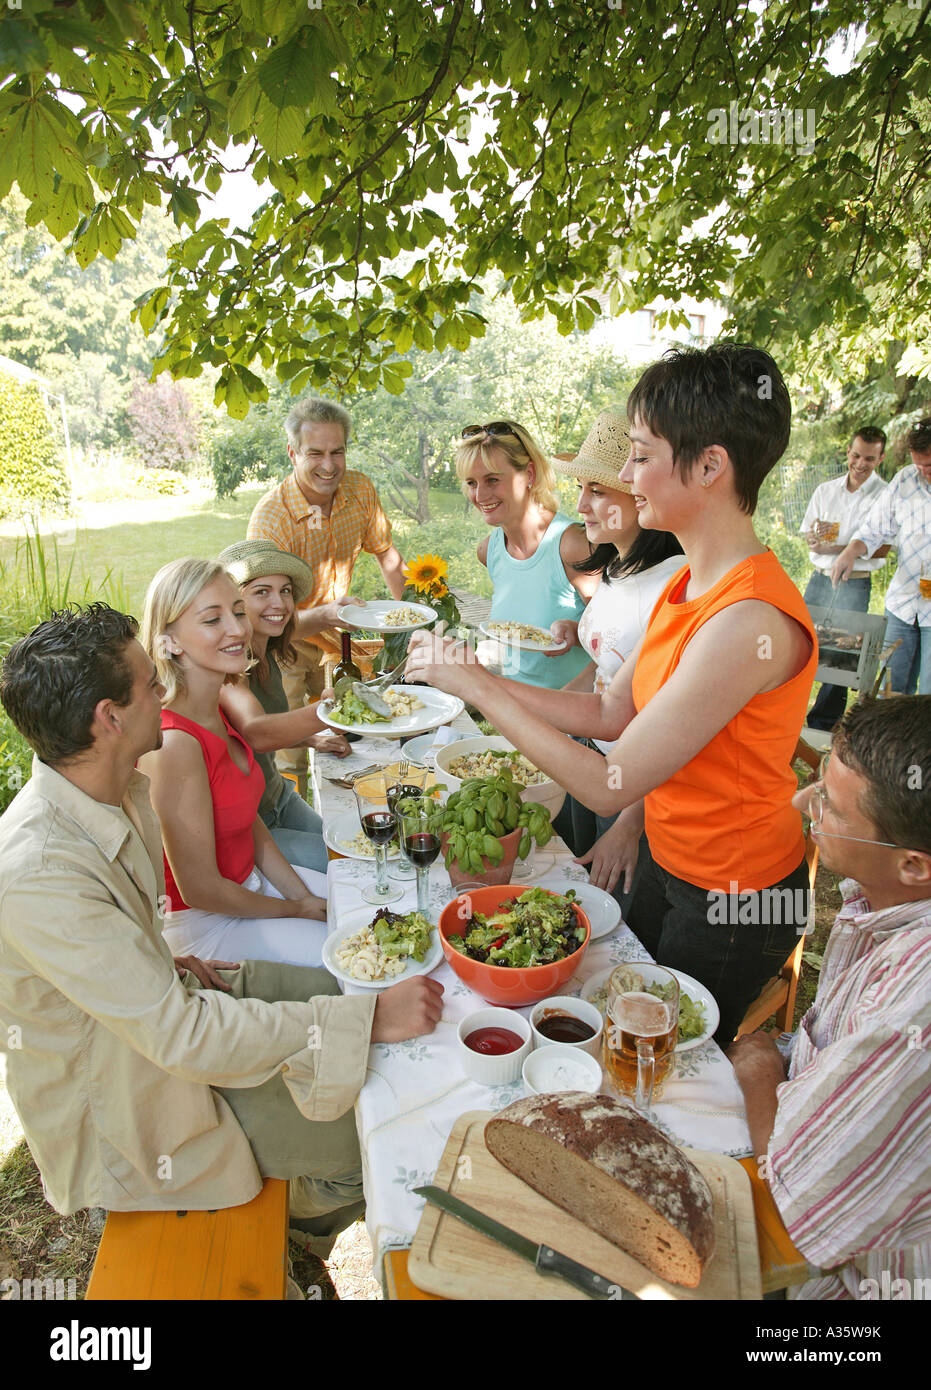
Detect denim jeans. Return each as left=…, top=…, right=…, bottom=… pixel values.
left=803, top=570, right=871, bottom=730
left=883, top=611, right=931, bottom=695
left=261, top=782, right=329, bottom=873
left=624, top=838, right=809, bottom=1046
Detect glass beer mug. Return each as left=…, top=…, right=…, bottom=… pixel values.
left=603, top=963, right=679, bottom=1113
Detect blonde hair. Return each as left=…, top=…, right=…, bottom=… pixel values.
left=141, top=557, right=232, bottom=705
left=454, top=423, right=559, bottom=513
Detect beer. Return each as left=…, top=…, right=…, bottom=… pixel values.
left=603, top=992, right=677, bottom=1099
left=816, top=519, right=840, bottom=543
left=920, top=576, right=931, bottom=600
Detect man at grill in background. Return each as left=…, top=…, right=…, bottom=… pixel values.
left=833, top=417, right=931, bottom=696
left=728, top=695, right=930, bottom=1299
left=799, top=427, right=888, bottom=730
left=247, top=397, right=407, bottom=794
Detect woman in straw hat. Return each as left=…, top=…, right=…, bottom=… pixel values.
left=408, top=345, right=817, bottom=1044
left=546, top=412, right=683, bottom=907
left=217, top=540, right=349, bottom=874
left=139, top=558, right=328, bottom=969
left=454, top=420, right=597, bottom=688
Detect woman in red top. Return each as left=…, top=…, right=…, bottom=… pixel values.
left=139, top=558, right=328, bottom=969
left=407, top=345, right=817, bottom=1043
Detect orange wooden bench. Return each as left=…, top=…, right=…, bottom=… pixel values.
left=383, top=1157, right=812, bottom=1299
left=85, top=1177, right=289, bottom=1301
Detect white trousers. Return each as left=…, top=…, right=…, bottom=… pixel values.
left=162, top=865, right=328, bottom=968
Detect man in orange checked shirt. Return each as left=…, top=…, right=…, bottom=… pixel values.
left=247, top=397, right=407, bottom=792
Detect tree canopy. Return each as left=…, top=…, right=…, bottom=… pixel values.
left=1, top=1, right=929, bottom=415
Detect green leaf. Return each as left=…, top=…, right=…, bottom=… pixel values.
left=0, top=17, right=50, bottom=74
left=257, top=35, right=321, bottom=109
left=255, top=97, right=307, bottom=161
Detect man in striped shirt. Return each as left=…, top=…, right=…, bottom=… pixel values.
left=728, top=695, right=931, bottom=1299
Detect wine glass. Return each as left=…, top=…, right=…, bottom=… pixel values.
left=395, top=796, right=441, bottom=919
left=386, top=758, right=429, bottom=881
left=353, top=773, right=403, bottom=905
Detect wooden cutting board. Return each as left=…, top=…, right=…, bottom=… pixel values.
left=408, top=1111, right=761, bottom=1300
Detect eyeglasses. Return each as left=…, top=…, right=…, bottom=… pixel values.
left=461, top=422, right=523, bottom=440
left=806, top=753, right=905, bottom=849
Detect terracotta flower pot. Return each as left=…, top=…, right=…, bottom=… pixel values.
left=442, top=827, right=523, bottom=887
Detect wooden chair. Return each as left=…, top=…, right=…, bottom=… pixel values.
left=85, top=1177, right=289, bottom=1301
left=736, top=831, right=819, bottom=1038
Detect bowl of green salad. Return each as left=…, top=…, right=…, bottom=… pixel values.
left=438, top=885, right=591, bottom=1006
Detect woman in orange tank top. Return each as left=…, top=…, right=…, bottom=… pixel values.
left=406, top=344, right=817, bottom=1043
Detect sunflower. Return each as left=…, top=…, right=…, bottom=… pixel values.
left=403, top=554, right=448, bottom=594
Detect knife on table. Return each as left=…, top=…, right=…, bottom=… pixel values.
left=414, top=1185, right=638, bottom=1300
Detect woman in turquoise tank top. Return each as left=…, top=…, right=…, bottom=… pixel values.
left=455, top=421, right=597, bottom=688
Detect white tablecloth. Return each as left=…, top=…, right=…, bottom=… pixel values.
left=312, top=716, right=753, bottom=1281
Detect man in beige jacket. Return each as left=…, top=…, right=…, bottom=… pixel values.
left=0, top=604, right=442, bottom=1249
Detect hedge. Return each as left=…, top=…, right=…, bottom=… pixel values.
left=0, top=372, right=71, bottom=518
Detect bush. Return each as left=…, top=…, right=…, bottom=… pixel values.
left=0, top=372, right=71, bottom=519
left=210, top=409, right=289, bottom=497
left=129, top=465, right=188, bottom=496
left=125, top=375, right=200, bottom=472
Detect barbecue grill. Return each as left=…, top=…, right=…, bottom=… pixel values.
left=808, top=605, right=888, bottom=692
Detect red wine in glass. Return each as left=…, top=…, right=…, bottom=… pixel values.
left=362, top=811, right=396, bottom=846
left=387, top=783, right=423, bottom=812
left=404, top=831, right=441, bottom=868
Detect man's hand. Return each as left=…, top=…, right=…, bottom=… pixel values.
left=309, top=729, right=351, bottom=757
left=322, top=594, right=361, bottom=629
left=543, top=619, right=579, bottom=656
left=371, top=976, right=445, bottom=1042
left=831, top=542, right=865, bottom=585
left=576, top=817, right=639, bottom=895
left=174, top=955, right=240, bottom=991
left=805, top=528, right=843, bottom=557
left=726, top=1031, right=787, bottom=1085
left=404, top=629, right=484, bottom=700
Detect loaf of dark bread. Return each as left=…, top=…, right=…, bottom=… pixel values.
left=484, top=1091, right=715, bottom=1288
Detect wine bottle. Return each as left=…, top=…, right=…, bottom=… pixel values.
left=333, top=631, right=362, bottom=684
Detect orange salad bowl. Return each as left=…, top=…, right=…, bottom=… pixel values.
left=437, top=884, right=591, bottom=1007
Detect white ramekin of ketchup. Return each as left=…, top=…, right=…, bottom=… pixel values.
left=458, top=1007, right=533, bottom=1085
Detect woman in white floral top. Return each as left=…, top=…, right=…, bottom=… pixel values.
left=547, top=411, right=683, bottom=909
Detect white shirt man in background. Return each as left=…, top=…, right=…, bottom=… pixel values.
left=833, top=417, right=931, bottom=696
left=799, top=428, right=888, bottom=729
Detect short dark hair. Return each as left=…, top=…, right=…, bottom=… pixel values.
left=0, top=604, right=139, bottom=764
left=832, top=696, right=931, bottom=854
left=906, top=418, right=931, bottom=454
left=626, top=343, right=791, bottom=513
left=851, top=426, right=886, bottom=451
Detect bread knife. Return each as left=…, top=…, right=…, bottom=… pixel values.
left=414, top=1185, right=638, bottom=1300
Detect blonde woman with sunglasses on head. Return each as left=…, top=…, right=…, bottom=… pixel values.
left=456, top=421, right=598, bottom=689
left=139, top=558, right=328, bottom=970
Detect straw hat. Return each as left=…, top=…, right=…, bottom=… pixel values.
left=550, top=409, right=633, bottom=493
left=218, top=539, right=315, bottom=605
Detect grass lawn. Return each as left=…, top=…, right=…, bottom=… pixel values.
left=0, top=477, right=491, bottom=624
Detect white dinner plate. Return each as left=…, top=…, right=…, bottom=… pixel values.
left=337, top=600, right=437, bottom=633
left=545, top=879, right=622, bottom=941
left=322, top=809, right=400, bottom=860
left=581, top=965, right=719, bottom=1052
left=323, top=908, right=444, bottom=990
left=478, top=621, right=568, bottom=653
left=318, top=686, right=465, bottom=739
left=401, top=731, right=450, bottom=763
